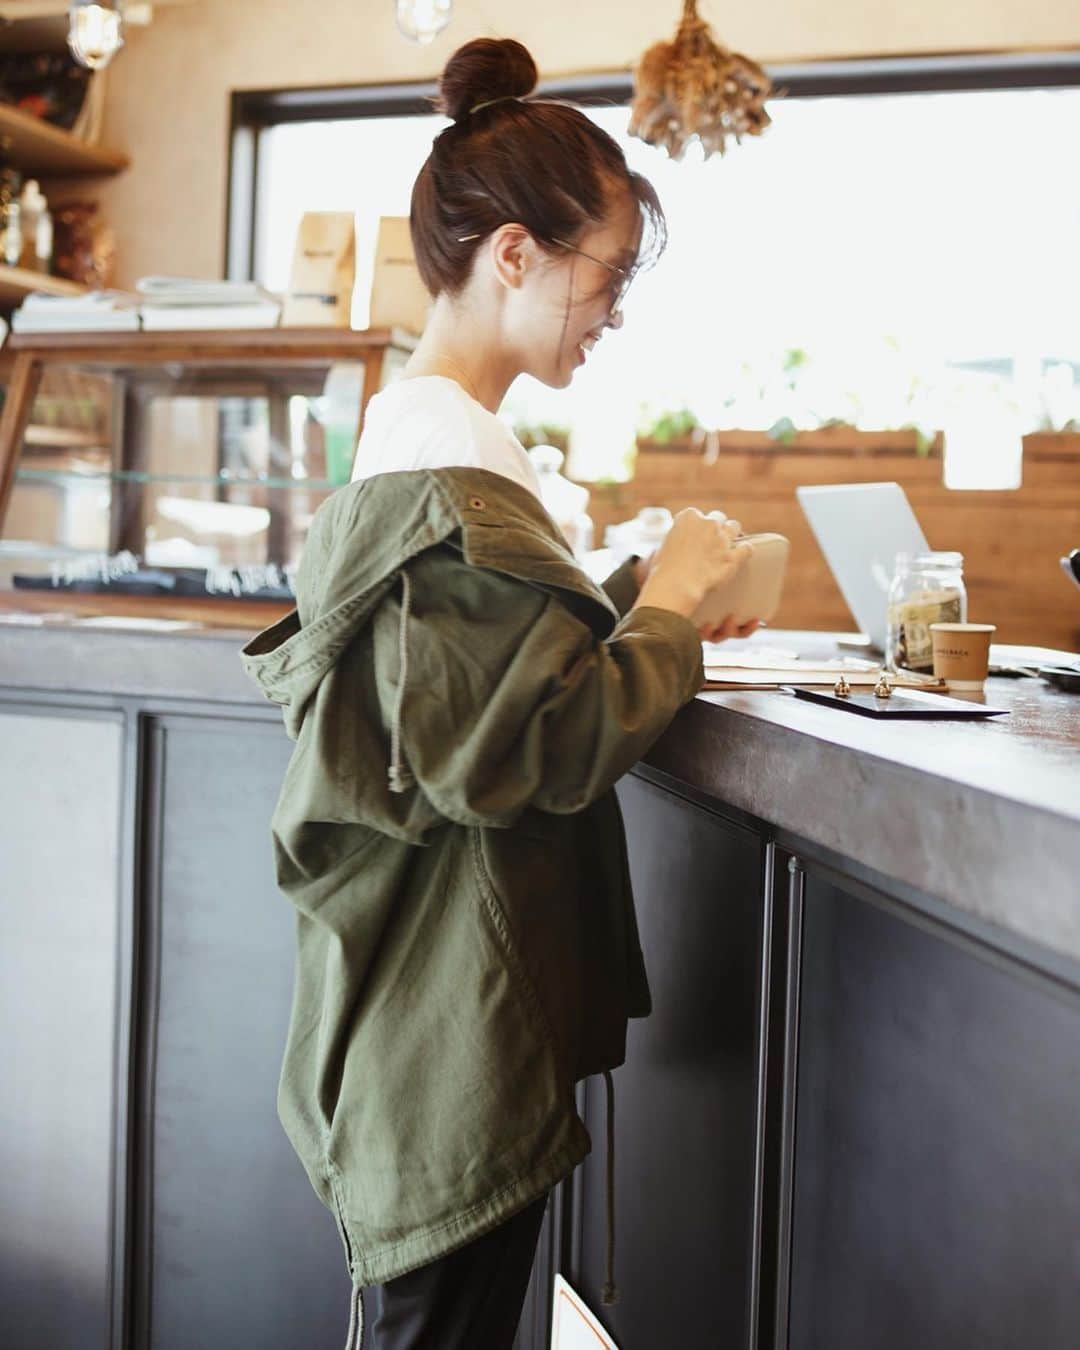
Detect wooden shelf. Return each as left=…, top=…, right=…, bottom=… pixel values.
left=0, top=101, right=128, bottom=177
left=23, top=424, right=105, bottom=450
left=0, top=264, right=85, bottom=307
left=6, top=325, right=419, bottom=365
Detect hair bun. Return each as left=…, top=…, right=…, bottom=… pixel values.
left=437, top=38, right=538, bottom=123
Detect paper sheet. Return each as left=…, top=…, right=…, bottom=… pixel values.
left=551, top=1275, right=620, bottom=1349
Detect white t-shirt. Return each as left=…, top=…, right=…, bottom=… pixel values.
left=350, top=375, right=542, bottom=500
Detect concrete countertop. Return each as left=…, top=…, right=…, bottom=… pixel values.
left=646, top=637, right=1080, bottom=972
left=0, top=614, right=264, bottom=706
left=2, top=615, right=1078, bottom=968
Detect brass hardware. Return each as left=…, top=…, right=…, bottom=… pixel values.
left=833, top=675, right=851, bottom=698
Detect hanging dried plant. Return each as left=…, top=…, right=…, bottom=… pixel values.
left=629, top=0, right=773, bottom=160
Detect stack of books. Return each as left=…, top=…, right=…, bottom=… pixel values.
left=12, top=291, right=140, bottom=333
left=136, top=277, right=281, bottom=330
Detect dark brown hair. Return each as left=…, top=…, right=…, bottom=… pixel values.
left=410, top=37, right=667, bottom=299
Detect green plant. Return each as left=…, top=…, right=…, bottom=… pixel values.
left=639, top=406, right=700, bottom=443
left=901, top=423, right=936, bottom=456
left=765, top=416, right=797, bottom=445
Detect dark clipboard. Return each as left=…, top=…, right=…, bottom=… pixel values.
left=787, top=686, right=1011, bottom=720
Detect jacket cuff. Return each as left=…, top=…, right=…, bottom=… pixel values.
left=600, top=557, right=641, bottom=618
left=611, top=604, right=705, bottom=702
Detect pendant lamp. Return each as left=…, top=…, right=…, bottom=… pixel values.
left=395, top=0, right=452, bottom=45
left=68, top=1, right=125, bottom=70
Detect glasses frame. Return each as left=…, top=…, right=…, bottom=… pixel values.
left=456, top=229, right=637, bottom=317
left=548, top=236, right=635, bottom=317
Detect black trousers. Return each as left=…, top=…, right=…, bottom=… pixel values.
left=362, top=1193, right=548, bottom=1350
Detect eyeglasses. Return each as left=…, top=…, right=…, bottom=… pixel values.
left=456, top=230, right=637, bottom=317
left=548, top=237, right=636, bottom=316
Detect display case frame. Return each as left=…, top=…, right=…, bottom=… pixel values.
left=0, top=326, right=416, bottom=626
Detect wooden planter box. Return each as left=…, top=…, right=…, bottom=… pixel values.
left=584, top=430, right=1080, bottom=652
left=636, top=427, right=943, bottom=457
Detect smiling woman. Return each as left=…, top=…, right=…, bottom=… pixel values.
left=242, top=34, right=760, bottom=1350
left=402, top=38, right=662, bottom=401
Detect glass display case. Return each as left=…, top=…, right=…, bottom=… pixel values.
left=0, top=328, right=414, bottom=623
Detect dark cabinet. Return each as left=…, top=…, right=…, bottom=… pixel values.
left=787, top=870, right=1080, bottom=1350
left=132, top=714, right=353, bottom=1350
left=565, top=773, right=768, bottom=1350
left=0, top=709, right=125, bottom=1350
left=7, top=693, right=1080, bottom=1350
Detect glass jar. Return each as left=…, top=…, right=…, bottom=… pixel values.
left=886, top=551, right=967, bottom=673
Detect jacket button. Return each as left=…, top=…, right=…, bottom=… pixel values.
left=469, top=495, right=486, bottom=510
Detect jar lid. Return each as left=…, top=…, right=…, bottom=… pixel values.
left=911, top=550, right=963, bottom=567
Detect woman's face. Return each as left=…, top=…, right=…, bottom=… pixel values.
left=516, top=190, right=644, bottom=389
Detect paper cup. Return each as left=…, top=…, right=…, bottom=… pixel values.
left=930, top=623, right=996, bottom=690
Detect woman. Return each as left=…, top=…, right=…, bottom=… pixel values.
left=242, top=36, right=757, bottom=1350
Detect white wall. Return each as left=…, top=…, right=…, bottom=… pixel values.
left=96, top=0, right=1080, bottom=285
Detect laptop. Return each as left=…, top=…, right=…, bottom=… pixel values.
left=796, top=482, right=929, bottom=652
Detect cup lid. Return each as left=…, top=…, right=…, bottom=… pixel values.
left=929, top=622, right=996, bottom=632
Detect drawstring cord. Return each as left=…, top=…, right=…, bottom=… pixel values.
left=601, top=1068, right=618, bottom=1305
left=343, top=1282, right=364, bottom=1350
left=388, top=570, right=415, bottom=794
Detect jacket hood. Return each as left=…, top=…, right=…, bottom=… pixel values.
left=240, top=467, right=618, bottom=739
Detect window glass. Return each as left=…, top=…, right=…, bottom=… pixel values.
left=252, top=88, right=1080, bottom=485
left=255, top=113, right=447, bottom=328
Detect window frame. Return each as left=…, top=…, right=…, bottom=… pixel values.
left=225, top=51, right=1080, bottom=283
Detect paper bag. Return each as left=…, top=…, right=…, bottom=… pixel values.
left=282, top=211, right=355, bottom=328
left=369, top=216, right=430, bottom=336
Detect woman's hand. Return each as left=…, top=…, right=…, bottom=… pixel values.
left=634, top=508, right=751, bottom=620
left=701, top=616, right=762, bottom=643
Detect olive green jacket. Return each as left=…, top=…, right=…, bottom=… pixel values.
left=240, top=467, right=703, bottom=1288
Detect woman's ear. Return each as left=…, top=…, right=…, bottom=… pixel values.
left=487, top=223, right=541, bottom=293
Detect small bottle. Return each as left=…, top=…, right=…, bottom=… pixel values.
left=0, top=163, right=19, bottom=267
left=2, top=197, right=21, bottom=266
left=0, top=165, right=23, bottom=267
left=886, top=551, right=967, bottom=674
left=18, top=180, right=47, bottom=271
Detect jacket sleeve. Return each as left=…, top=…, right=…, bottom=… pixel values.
left=599, top=556, right=641, bottom=617
left=384, top=556, right=704, bottom=827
